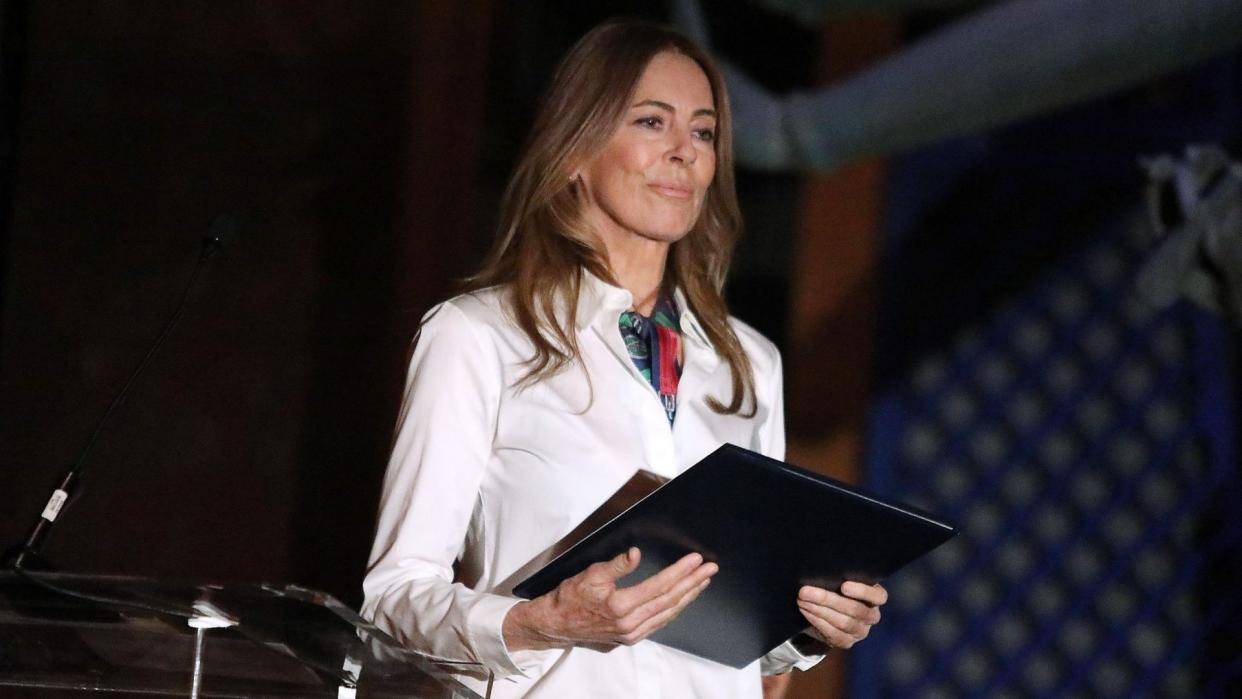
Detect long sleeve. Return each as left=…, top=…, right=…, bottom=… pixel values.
left=362, top=283, right=820, bottom=695
left=361, top=301, right=530, bottom=678
left=754, top=348, right=786, bottom=462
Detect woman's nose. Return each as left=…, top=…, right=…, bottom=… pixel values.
left=667, top=129, right=697, bottom=165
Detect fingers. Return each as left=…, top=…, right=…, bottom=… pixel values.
left=618, top=552, right=710, bottom=605
left=577, top=550, right=714, bottom=616
left=550, top=550, right=717, bottom=649
left=620, top=575, right=712, bottom=645
left=799, top=597, right=875, bottom=631
left=798, top=585, right=882, bottom=623
left=607, top=552, right=717, bottom=645
left=797, top=582, right=888, bottom=650
left=800, top=606, right=867, bottom=649
left=800, top=581, right=887, bottom=607
left=841, top=581, right=889, bottom=607
left=623, top=558, right=717, bottom=623
left=585, top=547, right=641, bottom=583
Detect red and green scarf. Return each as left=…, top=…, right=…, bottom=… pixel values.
left=619, top=294, right=682, bottom=425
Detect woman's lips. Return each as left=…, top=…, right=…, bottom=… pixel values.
left=649, top=182, right=692, bottom=199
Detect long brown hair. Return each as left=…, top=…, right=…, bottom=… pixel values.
left=466, top=19, right=754, bottom=415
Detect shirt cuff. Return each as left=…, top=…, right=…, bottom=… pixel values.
left=465, top=593, right=552, bottom=678
left=760, top=634, right=828, bottom=675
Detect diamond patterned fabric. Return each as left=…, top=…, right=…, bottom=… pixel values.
left=852, top=216, right=1241, bottom=698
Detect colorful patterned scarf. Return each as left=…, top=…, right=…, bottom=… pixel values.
left=619, top=294, right=682, bottom=425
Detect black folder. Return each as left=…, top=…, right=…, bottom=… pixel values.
left=513, top=443, right=957, bottom=668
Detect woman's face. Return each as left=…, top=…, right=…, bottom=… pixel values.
left=577, top=51, right=718, bottom=247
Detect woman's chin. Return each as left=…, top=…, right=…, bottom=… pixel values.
left=637, top=218, right=697, bottom=243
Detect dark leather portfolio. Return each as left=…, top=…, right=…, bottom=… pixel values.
left=513, top=443, right=956, bottom=668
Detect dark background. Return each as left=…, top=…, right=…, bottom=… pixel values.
left=0, top=1, right=492, bottom=599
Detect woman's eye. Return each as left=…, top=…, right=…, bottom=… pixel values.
left=635, top=116, right=663, bottom=128
left=695, top=128, right=716, bottom=143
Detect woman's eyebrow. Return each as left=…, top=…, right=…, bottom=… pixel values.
left=631, top=99, right=717, bottom=119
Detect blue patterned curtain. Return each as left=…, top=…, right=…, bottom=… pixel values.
left=852, top=213, right=1241, bottom=697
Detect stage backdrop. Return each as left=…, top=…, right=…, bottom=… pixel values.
left=0, top=1, right=496, bottom=605
left=852, top=49, right=1242, bottom=697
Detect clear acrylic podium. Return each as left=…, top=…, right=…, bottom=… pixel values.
left=0, top=571, right=486, bottom=698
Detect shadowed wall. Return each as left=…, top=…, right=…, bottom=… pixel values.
left=0, top=1, right=493, bottom=606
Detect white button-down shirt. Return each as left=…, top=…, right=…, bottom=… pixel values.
left=362, top=273, right=820, bottom=698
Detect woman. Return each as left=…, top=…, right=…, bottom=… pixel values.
left=362, top=19, right=887, bottom=698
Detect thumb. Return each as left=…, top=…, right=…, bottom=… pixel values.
left=600, top=547, right=641, bottom=580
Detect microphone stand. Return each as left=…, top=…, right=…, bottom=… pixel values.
left=3, top=216, right=234, bottom=574
left=0, top=216, right=367, bottom=695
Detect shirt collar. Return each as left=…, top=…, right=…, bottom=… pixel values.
left=575, top=269, right=715, bottom=351
left=574, top=269, right=632, bottom=330
left=672, top=287, right=713, bottom=350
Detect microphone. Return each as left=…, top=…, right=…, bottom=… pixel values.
left=3, top=214, right=238, bottom=571
left=201, top=212, right=237, bottom=260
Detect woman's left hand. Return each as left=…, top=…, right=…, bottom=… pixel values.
left=797, top=581, right=888, bottom=650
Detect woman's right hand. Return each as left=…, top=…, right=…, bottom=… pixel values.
left=502, top=547, right=718, bottom=652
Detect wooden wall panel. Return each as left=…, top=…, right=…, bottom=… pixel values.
left=785, top=17, right=899, bottom=699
